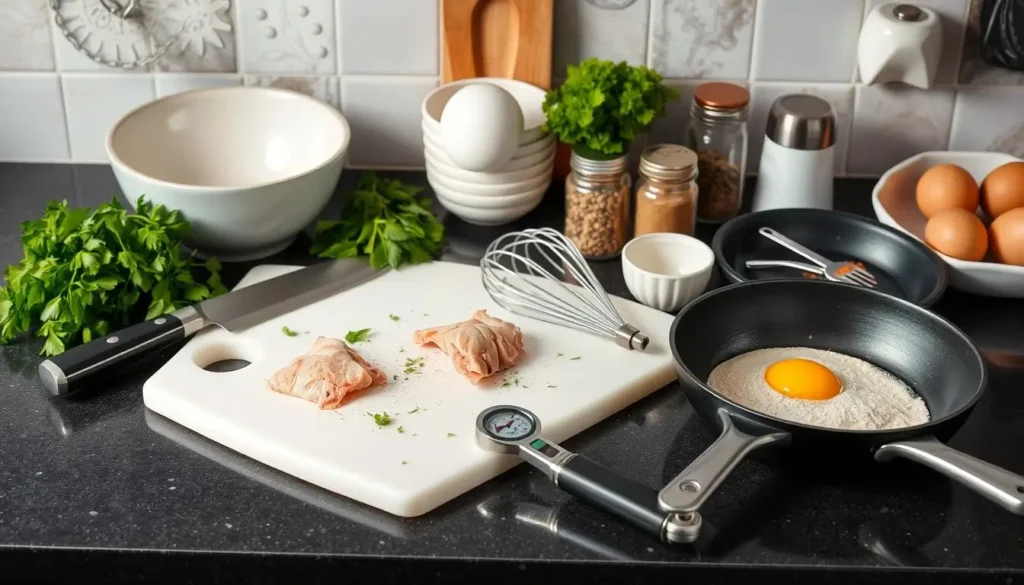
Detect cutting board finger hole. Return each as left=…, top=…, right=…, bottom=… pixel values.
left=192, top=339, right=264, bottom=373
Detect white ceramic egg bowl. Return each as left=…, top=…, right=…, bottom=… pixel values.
left=430, top=187, right=548, bottom=226
left=422, top=122, right=555, bottom=160
left=107, top=86, right=349, bottom=261
left=872, top=151, right=1024, bottom=297
left=426, top=161, right=552, bottom=197
left=425, top=146, right=554, bottom=186
left=622, top=233, right=715, bottom=313
left=422, top=78, right=548, bottom=146
left=426, top=175, right=550, bottom=209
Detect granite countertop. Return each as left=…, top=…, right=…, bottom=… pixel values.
left=1, top=164, right=1023, bottom=585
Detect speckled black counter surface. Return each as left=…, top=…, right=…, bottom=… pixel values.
left=0, top=164, right=1022, bottom=585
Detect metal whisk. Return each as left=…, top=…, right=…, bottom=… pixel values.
left=481, top=228, right=649, bottom=351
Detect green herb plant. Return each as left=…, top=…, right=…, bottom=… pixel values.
left=310, top=172, right=445, bottom=270
left=542, top=58, right=679, bottom=157
left=0, top=197, right=226, bottom=356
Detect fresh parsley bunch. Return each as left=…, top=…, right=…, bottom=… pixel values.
left=0, top=197, right=226, bottom=356
left=310, top=172, right=445, bottom=270
left=542, top=58, right=679, bottom=157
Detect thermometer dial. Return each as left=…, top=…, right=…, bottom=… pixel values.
left=484, top=410, right=535, bottom=440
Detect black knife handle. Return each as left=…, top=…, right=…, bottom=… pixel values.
left=38, top=307, right=202, bottom=396
left=556, top=455, right=668, bottom=540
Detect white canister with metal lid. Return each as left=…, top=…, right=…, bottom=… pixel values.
left=752, top=94, right=836, bottom=212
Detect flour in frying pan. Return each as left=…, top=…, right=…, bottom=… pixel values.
left=707, top=347, right=930, bottom=431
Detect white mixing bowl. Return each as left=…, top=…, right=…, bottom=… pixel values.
left=107, top=86, right=349, bottom=261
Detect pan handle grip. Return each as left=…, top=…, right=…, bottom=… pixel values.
left=657, top=409, right=790, bottom=515
left=875, top=437, right=1024, bottom=515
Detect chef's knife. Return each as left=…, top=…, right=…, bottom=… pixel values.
left=38, top=260, right=384, bottom=397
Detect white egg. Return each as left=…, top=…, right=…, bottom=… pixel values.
left=440, top=84, right=524, bottom=173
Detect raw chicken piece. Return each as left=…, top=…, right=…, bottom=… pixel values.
left=414, top=310, right=524, bottom=383
left=268, top=336, right=387, bottom=409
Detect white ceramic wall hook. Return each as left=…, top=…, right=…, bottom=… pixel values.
left=857, top=3, right=943, bottom=89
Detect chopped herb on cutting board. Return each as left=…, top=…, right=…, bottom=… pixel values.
left=345, top=328, right=371, bottom=343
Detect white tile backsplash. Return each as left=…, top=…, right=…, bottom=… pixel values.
left=237, top=0, right=337, bottom=74
left=649, top=0, right=756, bottom=79
left=0, top=0, right=1019, bottom=174
left=752, top=0, right=863, bottom=82
left=0, top=0, right=55, bottom=71
left=155, top=74, right=243, bottom=97
left=0, top=74, right=70, bottom=162
left=554, top=0, right=650, bottom=73
left=949, top=86, right=1024, bottom=158
left=150, top=0, right=237, bottom=73
left=342, top=77, right=437, bottom=168
left=62, top=74, right=156, bottom=163
left=244, top=75, right=340, bottom=108
left=340, top=0, right=438, bottom=76
left=848, top=84, right=956, bottom=175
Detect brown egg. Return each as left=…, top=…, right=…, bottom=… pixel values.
left=916, top=164, right=980, bottom=218
left=989, top=207, right=1024, bottom=266
left=981, top=162, right=1024, bottom=219
left=924, top=208, right=988, bottom=262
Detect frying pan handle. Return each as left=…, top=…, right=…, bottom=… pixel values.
left=657, top=410, right=790, bottom=515
left=875, top=437, right=1024, bottom=515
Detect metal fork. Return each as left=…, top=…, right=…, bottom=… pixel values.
left=757, top=227, right=877, bottom=288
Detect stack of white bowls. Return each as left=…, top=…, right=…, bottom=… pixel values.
left=421, top=78, right=555, bottom=226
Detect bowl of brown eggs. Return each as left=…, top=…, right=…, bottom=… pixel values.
left=873, top=151, right=1024, bottom=297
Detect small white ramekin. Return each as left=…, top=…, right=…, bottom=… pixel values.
left=622, top=233, right=715, bottom=313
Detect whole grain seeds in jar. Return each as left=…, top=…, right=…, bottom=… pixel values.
left=684, top=82, right=749, bottom=223
left=564, top=151, right=631, bottom=259
left=634, top=144, right=699, bottom=237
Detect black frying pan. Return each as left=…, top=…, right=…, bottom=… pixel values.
left=661, top=279, right=1024, bottom=519
left=712, top=209, right=947, bottom=306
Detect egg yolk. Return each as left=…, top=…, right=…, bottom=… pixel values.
left=764, top=359, right=842, bottom=400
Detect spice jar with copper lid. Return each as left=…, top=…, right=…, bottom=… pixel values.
left=684, top=82, right=749, bottom=223
left=634, top=144, right=699, bottom=238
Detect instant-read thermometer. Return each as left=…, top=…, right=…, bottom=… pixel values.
left=475, top=405, right=701, bottom=544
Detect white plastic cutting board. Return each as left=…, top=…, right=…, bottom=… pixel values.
left=143, top=262, right=676, bottom=517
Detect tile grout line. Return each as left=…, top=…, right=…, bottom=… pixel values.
left=747, top=0, right=763, bottom=82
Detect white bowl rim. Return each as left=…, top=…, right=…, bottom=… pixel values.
left=421, top=77, right=548, bottom=132
left=426, top=161, right=552, bottom=193
left=106, top=86, right=351, bottom=193
left=872, top=150, right=1024, bottom=277
left=622, top=233, right=716, bottom=280
left=429, top=175, right=550, bottom=207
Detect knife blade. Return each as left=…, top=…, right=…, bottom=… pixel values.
left=38, top=260, right=384, bottom=397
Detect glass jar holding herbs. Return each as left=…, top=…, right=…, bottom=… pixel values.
left=684, top=82, right=749, bottom=223
left=542, top=58, right=679, bottom=258
left=634, top=144, right=698, bottom=237
left=565, top=152, right=631, bottom=258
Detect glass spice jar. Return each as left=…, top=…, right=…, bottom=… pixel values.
left=564, top=150, right=632, bottom=259
left=684, top=82, right=749, bottom=224
left=634, top=144, right=699, bottom=238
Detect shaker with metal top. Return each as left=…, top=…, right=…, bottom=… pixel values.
left=752, top=94, right=837, bottom=212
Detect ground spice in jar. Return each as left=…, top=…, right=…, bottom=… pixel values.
left=634, top=144, right=698, bottom=237
left=564, top=152, right=631, bottom=258
left=695, top=149, right=742, bottom=221
left=684, top=82, right=749, bottom=223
